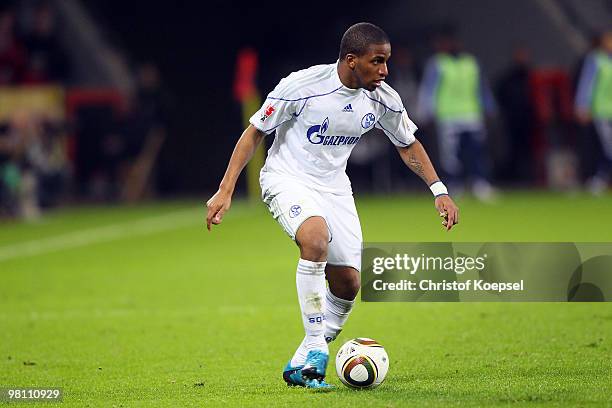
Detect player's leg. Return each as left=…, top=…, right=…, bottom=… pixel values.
left=323, top=192, right=363, bottom=343
left=292, top=217, right=330, bottom=368
left=324, top=265, right=360, bottom=343
left=287, top=265, right=359, bottom=381
left=294, top=216, right=329, bottom=362
left=262, top=182, right=331, bottom=387
left=290, top=216, right=331, bottom=386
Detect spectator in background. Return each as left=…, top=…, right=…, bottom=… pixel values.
left=0, top=111, right=67, bottom=219
left=120, top=62, right=168, bottom=201
left=128, top=63, right=169, bottom=154
left=21, top=1, right=68, bottom=84
left=0, top=7, right=26, bottom=85
left=496, top=46, right=534, bottom=182
left=418, top=26, right=496, bottom=201
left=575, top=30, right=612, bottom=195
left=29, top=119, right=68, bottom=208
left=0, top=111, right=41, bottom=219
left=573, top=33, right=603, bottom=184
left=389, top=46, right=419, bottom=116
left=96, top=63, right=168, bottom=202
left=0, top=121, right=19, bottom=216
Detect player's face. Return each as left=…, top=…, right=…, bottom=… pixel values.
left=352, top=43, right=391, bottom=91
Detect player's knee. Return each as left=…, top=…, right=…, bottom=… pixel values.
left=296, top=217, right=329, bottom=261
left=299, top=237, right=328, bottom=261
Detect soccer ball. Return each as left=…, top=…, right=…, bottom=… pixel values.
left=335, top=338, right=389, bottom=389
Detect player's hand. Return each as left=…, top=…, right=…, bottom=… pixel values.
left=205, top=189, right=232, bottom=231
left=434, top=195, right=459, bottom=231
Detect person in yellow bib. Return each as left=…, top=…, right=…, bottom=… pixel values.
left=418, top=28, right=497, bottom=201
left=575, top=30, right=612, bottom=195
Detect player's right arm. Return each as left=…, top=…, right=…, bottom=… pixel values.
left=206, top=125, right=265, bottom=231
left=206, top=70, right=304, bottom=230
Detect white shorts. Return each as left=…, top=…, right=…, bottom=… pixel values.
left=262, top=178, right=362, bottom=272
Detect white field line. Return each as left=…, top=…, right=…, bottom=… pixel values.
left=0, top=207, right=204, bottom=262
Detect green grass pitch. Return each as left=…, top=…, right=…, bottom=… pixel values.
left=1, top=192, right=611, bottom=407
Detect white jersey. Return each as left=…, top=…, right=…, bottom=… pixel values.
left=250, top=63, right=418, bottom=194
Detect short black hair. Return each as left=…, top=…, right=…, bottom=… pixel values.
left=339, top=22, right=390, bottom=59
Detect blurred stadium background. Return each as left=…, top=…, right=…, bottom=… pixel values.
left=0, top=0, right=611, bottom=214
left=2, top=1, right=612, bottom=406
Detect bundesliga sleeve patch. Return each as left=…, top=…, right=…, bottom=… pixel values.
left=260, top=104, right=276, bottom=122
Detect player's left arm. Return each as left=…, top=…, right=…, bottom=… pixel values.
left=396, top=140, right=459, bottom=231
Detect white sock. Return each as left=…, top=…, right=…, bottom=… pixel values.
left=290, top=258, right=328, bottom=367
left=324, top=287, right=355, bottom=343
left=290, top=336, right=309, bottom=368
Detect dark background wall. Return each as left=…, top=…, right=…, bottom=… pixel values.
left=84, top=1, right=383, bottom=194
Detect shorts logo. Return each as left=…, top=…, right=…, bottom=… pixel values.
left=260, top=104, right=275, bottom=122
left=361, top=113, right=375, bottom=128
left=289, top=205, right=302, bottom=218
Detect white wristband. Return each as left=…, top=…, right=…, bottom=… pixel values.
left=429, top=181, right=448, bottom=197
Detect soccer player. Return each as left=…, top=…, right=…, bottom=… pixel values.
left=206, top=23, right=458, bottom=388
left=575, top=30, right=612, bottom=194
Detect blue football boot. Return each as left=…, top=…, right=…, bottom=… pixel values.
left=303, top=377, right=333, bottom=389
left=301, top=350, right=333, bottom=389
left=282, top=361, right=305, bottom=387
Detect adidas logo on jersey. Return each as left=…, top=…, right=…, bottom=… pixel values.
left=342, top=104, right=353, bottom=112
